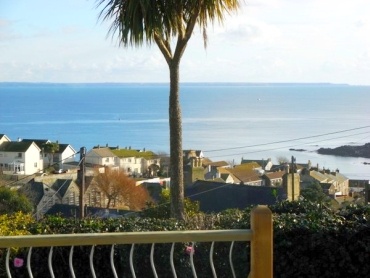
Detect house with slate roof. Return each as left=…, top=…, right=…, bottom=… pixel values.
left=51, top=179, right=80, bottom=205
left=0, top=140, right=43, bottom=175
left=185, top=180, right=285, bottom=213
left=22, top=181, right=61, bottom=219
left=22, top=139, right=76, bottom=170
left=23, top=177, right=80, bottom=218
left=0, top=134, right=11, bottom=145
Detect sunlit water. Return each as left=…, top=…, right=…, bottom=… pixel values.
left=1, top=83, right=369, bottom=179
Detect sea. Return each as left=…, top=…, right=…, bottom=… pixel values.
left=1, top=82, right=369, bottom=180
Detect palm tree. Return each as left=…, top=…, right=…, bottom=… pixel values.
left=97, top=0, right=241, bottom=219
left=42, top=142, right=60, bottom=168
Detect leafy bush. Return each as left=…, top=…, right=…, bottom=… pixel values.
left=0, top=187, right=33, bottom=214
left=3, top=202, right=370, bottom=277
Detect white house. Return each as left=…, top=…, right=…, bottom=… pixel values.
left=0, top=140, right=43, bottom=175
left=0, top=134, right=11, bottom=145
left=111, top=148, right=161, bottom=177
left=52, top=144, right=77, bottom=169
left=22, top=139, right=77, bottom=170
left=85, top=147, right=119, bottom=168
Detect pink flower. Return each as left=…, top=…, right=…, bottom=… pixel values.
left=185, top=246, right=195, bottom=255
left=14, top=258, right=24, bottom=268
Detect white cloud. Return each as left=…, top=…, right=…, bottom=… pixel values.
left=1, top=0, right=370, bottom=84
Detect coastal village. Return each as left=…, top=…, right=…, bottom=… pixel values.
left=0, top=133, right=369, bottom=218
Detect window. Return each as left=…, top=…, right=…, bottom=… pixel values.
left=105, top=157, right=109, bottom=162
left=18, top=153, right=22, bottom=158
left=34, top=162, right=37, bottom=167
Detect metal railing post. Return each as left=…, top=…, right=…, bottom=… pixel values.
left=250, top=205, right=273, bottom=278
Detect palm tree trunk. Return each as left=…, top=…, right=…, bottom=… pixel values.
left=169, top=60, right=185, bottom=220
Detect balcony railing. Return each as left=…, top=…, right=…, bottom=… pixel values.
left=0, top=205, right=273, bottom=278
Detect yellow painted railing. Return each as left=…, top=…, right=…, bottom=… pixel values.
left=0, top=205, right=273, bottom=278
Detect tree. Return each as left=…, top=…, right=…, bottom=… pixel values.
left=42, top=142, right=60, bottom=168
left=93, top=168, right=151, bottom=210
left=143, top=188, right=200, bottom=219
left=97, top=0, right=241, bottom=219
left=277, top=156, right=289, bottom=165
left=0, top=187, right=33, bottom=214
left=300, top=181, right=332, bottom=210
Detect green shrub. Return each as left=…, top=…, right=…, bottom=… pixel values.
left=3, top=202, right=370, bottom=277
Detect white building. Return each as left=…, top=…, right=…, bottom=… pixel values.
left=0, top=140, right=43, bottom=175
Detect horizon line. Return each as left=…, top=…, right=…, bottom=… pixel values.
left=0, top=81, right=356, bottom=86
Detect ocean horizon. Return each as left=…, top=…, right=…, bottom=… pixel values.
left=1, top=82, right=369, bottom=179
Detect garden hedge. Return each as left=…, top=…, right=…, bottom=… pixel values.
left=1, top=201, right=370, bottom=277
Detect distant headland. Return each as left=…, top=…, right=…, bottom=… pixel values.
left=317, top=143, right=370, bottom=159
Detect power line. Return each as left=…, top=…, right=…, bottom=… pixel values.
left=204, top=125, right=370, bottom=153
left=32, top=177, right=74, bottom=219
left=206, top=130, right=370, bottom=159
left=4, top=151, right=80, bottom=187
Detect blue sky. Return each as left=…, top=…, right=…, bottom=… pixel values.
left=1, top=0, right=370, bottom=84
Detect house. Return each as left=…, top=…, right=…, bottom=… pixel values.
left=183, top=150, right=204, bottom=160
left=300, top=169, right=349, bottom=196
left=241, top=158, right=273, bottom=171
left=53, top=144, right=77, bottom=169
left=234, top=162, right=262, bottom=172
left=261, top=171, right=286, bottom=187
left=51, top=179, right=80, bottom=205
left=0, top=140, right=43, bottom=175
left=324, top=171, right=349, bottom=196
left=183, top=152, right=204, bottom=186
left=22, top=139, right=76, bottom=170
left=23, top=176, right=81, bottom=218
left=22, top=181, right=61, bottom=219
left=348, top=179, right=369, bottom=199
left=185, top=180, right=285, bottom=213
left=203, top=160, right=230, bottom=180
left=81, top=175, right=133, bottom=209
left=111, top=147, right=161, bottom=177
left=228, top=167, right=263, bottom=186
left=85, top=147, right=119, bottom=169
left=217, top=167, right=241, bottom=183
left=0, top=134, right=11, bottom=145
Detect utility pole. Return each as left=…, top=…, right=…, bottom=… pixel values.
left=291, top=156, right=296, bottom=201
left=79, top=147, right=86, bottom=219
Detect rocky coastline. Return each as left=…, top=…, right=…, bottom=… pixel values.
left=317, top=143, right=370, bottom=160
